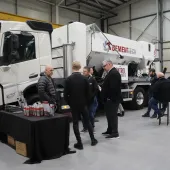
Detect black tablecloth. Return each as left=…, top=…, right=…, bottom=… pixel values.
left=0, top=111, right=70, bottom=164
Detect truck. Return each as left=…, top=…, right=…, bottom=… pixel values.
left=0, top=20, right=156, bottom=111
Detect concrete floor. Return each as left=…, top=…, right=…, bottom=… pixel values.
left=1, top=108, right=170, bottom=170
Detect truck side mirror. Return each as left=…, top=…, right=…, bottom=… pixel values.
left=1, top=65, right=11, bottom=72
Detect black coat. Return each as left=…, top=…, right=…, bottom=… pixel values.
left=152, top=77, right=170, bottom=102
left=64, top=72, right=90, bottom=108
left=149, top=74, right=158, bottom=94
left=101, top=67, right=122, bottom=103
left=88, top=76, right=98, bottom=102
left=38, top=73, right=57, bottom=104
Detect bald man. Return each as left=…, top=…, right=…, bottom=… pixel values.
left=148, top=72, right=167, bottom=119
left=38, top=65, right=57, bottom=104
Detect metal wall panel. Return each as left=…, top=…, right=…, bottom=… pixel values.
left=0, top=0, right=99, bottom=26
left=108, top=0, right=170, bottom=72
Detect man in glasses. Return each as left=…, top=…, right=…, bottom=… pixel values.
left=38, top=65, right=57, bottom=104
left=101, top=59, right=121, bottom=139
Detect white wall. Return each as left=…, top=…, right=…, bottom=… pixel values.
left=108, top=0, right=170, bottom=74
left=0, top=0, right=100, bottom=26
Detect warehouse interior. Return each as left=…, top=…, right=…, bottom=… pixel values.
left=0, top=0, right=170, bottom=74
left=0, top=0, right=170, bottom=170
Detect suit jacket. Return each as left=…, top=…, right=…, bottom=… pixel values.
left=88, top=76, right=98, bottom=102
left=64, top=72, right=90, bottom=108
left=101, top=67, right=122, bottom=103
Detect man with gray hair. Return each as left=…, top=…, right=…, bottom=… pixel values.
left=101, top=59, right=122, bottom=139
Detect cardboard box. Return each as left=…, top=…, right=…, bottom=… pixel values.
left=7, top=135, right=15, bottom=147
left=15, top=141, right=27, bottom=157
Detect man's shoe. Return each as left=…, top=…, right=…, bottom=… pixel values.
left=118, top=111, right=125, bottom=117
left=65, top=148, right=76, bottom=154
left=102, top=131, right=111, bottom=135
left=81, top=129, right=88, bottom=133
left=150, top=114, right=157, bottom=119
left=74, top=143, right=83, bottom=150
left=91, top=139, right=98, bottom=146
left=106, top=133, right=119, bottom=139
left=94, top=119, right=99, bottom=122
left=142, top=113, right=150, bottom=117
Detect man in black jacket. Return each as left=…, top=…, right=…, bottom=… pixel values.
left=101, top=59, right=121, bottom=139
left=148, top=72, right=168, bottom=119
left=38, top=65, right=57, bottom=104
left=142, top=68, right=158, bottom=118
left=81, top=66, right=99, bottom=132
left=64, top=61, right=98, bottom=150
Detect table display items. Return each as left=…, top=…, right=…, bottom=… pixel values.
left=23, top=102, right=55, bottom=117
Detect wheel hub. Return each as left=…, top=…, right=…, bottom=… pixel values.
left=136, top=92, right=144, bottom=105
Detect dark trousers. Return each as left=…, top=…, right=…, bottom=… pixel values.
left=71, top=106, right=95, bottom=143
left=148, top=97, right=168, bottom=115
left=148, top=97, right=160, bottom=115
left=82, top=97, right=98, bottom=129
left=104, top=100, right=119, bottom=134
left=147, top=97, right=168, bottom=115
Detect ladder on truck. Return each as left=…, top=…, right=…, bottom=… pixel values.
left=52, top=43, right=74, bottom=79
left=51, top=43, right=74, bottom=112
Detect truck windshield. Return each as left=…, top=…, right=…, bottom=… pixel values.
left=0, top=32, right=36, bottom=66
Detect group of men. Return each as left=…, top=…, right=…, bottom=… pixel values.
left=37, top=58, right=169, bottom=153
left=38, top=59, right=122, bottom=150
left=64, top=59, right=121, bottom=149
left=142, top=69, right=168, bottom=119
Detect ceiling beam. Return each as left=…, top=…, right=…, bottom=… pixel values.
left=90, top=0, right=114, bottom=9
left=80, top=0, right=117, bottom=16
left=59, top=5, right=100, bottom=18
left=110, top=0, right=143, bottom=11
left=103, top=0, right=144, bottom=19
left=118, top=0, right=126, bottom=3
left=103, top=0, right=119, bottom=6
left=66, top=1, right=81, bottom=6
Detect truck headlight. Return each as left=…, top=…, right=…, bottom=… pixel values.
left=61, top=105, right=70, bottom=109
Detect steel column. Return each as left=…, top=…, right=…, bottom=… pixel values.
left=107, top=19, right=109, bottom=33
left=15, top=0, right=18, bottom=15
left=129, top=4, right=132, bottom=39
left=78, top=3, right=80, bottom=22
left=101, top=17, right=105, bottom=32
left=157, top=0, right=164, bottom=72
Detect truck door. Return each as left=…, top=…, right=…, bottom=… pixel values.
left=0, top=31, right=40, bottom=105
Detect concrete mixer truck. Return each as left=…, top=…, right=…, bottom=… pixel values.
left=0, top=20, right=156, bottom=111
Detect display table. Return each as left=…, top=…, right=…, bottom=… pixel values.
left=0, top=111, right=70, bottom=164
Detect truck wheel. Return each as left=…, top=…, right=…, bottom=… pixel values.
left=26, top=94, right=40, bottom=105
left=130, top=87, right=145, bottom=110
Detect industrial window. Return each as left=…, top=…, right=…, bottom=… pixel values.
left=148, top=44, right=151, bottom=52
left=1, top=31, right=36, bottom=66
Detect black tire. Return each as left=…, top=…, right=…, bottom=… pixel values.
left=26, top=94, right=40, bottom=105
left=129, top=87, right=145, bottom=110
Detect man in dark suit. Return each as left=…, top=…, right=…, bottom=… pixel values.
left=64, top=61, right=98, bottom=150
left=101, top=59, right=121, bottom=139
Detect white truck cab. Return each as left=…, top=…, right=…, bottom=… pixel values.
left=0, top=20, right=52, bottom=106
